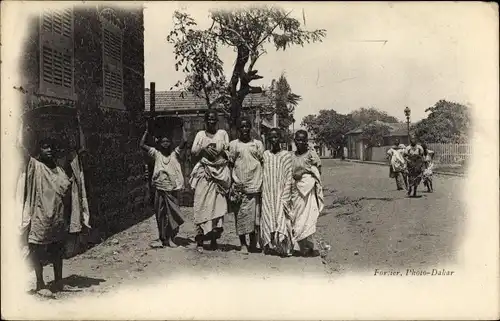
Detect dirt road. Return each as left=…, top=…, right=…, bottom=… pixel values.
left=27, top=159, right=465, bottom=299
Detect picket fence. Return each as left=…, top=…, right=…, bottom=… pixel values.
left=367, top=143, right=471, bottom=165
left=427, top=143, right=471, bottom=165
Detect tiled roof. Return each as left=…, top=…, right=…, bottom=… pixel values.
left=144, top=90, right=272, bottom=112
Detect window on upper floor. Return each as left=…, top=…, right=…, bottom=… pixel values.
left=39, top=7, right=76, bottom=101
left=101, top=20, right=124, bottom=109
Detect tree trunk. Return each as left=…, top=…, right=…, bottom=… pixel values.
left=229, top=96, right=244, bottom=140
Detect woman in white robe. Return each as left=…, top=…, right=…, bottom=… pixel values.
left=189, top=110, right=231, bottom=253
left=290, top=130, right=324, bottom=257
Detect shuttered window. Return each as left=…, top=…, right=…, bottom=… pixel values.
left=102, top=21, right=124, bottom=107
left=104, top=64, right=123, bottom=100
left=39, top=7, right=75, bottom=100
left=42, top=45, right=72, bottom=88
left=42, top=8, right=72, bottom=38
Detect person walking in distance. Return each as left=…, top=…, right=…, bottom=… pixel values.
left=386, top=139, right=407, bottom=191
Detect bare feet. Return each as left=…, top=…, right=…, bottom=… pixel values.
left=240, top=245, right=249, bottom=255
left=36, top=288, right=56, bottom=298
left=167, top=238, right=179, bottom=248
left=150, top=240, right=165, bottom=249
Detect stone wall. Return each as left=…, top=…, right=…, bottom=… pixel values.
left=18, top=6, right=146, bottom=255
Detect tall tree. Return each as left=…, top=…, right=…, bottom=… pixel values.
left=167, top=6, right=326, bottom=138
left=349, top=107, right=400, bottom=126
left=301, top=109, right=355, bottom=149
left=361, top=122, right=392, bottom=147
left=414, top=100, right=471, bottom=143
left=269, top=73, right=301, bottom=130
left=267, top=73, right=301, bottom=144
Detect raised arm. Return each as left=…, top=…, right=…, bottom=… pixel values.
left=139, top=122, right=153, bottom=152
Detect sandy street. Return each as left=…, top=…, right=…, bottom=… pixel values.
left=27, top=159, right=465, bottom=299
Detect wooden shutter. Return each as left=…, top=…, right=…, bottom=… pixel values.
left=42, top=45, right=72, bottom=88
left=102, top=22, right=124, bottom=105
left=39, top=7, right=75, bottom=99
left=42, top=8, right=72, bottom=38
left=104, top=64, right=123, bottom=100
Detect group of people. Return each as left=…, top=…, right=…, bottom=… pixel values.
left=386, top=135, right=435, bottom=197
left=16, top=109, right=323, bottom=298
left=141, top=110, right=324, bottom=258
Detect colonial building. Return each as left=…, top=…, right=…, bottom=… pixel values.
left=345, top=121, right=414, bottom=160
left=17, top=5, right=146, bottom=251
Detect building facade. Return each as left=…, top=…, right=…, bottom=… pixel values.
left=18, top=5, right=146, bottom=252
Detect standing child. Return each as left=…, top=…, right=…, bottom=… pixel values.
left=260, top=128, right=294, bottom=257
left=140, top=121, right=187, bottom=248
left=421, top=143, right=435, bottom=193
left=229, top=117, right=264, bottom=254
left=18, top=113, right=90, bottom=297
left=290, top=130, right=324, bottom=257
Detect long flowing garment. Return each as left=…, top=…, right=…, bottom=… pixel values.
left=290, top=150, right=324, bottom=252
left=189, top=130, right=231, bottom=239
left=261, top=150, right=294, bottom=255
left=148, top=147, right=185, bottom=243
left=19, top=156, right=90, bottom=261
left=387, top=147, right=407, bottom=190
left=404, top=145, right=425, bottom=188
left=229, top=139, right=264, bottom=236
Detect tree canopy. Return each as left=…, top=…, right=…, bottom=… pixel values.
left=301, top=110, right=355, bottom=149
left=268, top=72, right=301, bottom=130
left=349, top=107, right=400, bottom=126
left=414, top=100, right=471, bottom=143
left=167, top=6, right=326, bottom=138
left=301, top=107, right=399, bottom=148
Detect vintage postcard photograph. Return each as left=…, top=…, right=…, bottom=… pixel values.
left=1, top=1, right=499, bottom=320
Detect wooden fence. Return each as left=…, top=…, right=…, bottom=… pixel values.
left=427, top=143, right=471, bottom=165
left=366, top=143, right=471, bottom=165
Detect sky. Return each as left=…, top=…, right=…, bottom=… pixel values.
left=144, top=2, right=491, bottom=126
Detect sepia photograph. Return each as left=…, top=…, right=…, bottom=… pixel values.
left=1, top=1, right=498, bottom=319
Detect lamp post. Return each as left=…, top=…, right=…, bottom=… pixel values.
left=404, top=106, right=411, bottom=143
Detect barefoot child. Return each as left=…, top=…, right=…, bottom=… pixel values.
left=18, top=113, right=90, bottom=297
left=229, top=117, right=264, bottom=254
left=290, top=130, right=324, bottom=257
left=140, top=121, right=187, bottom=248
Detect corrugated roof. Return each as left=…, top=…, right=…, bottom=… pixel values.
left=144, top=90, right=272, bottom=112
